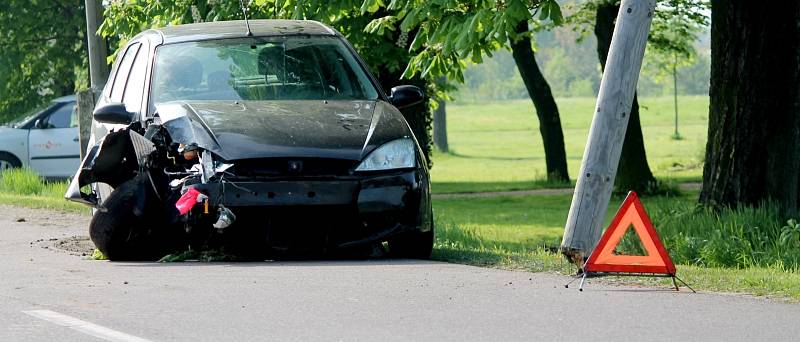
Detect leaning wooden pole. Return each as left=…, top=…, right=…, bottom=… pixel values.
left=84, top=0, right=108, bottom=90
left=560, top=0, right=656, bottom=266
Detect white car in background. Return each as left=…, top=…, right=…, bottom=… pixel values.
left=0, top=95, right=81, bottom=179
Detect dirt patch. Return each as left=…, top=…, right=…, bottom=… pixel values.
left=1, top=204, right=94, bottom=257
left=52, top=235, right=96, bottom=257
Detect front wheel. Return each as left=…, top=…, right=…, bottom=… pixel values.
left=388, top=224, right=434, bottom=259
left=90, top=174, right=182, bottom=260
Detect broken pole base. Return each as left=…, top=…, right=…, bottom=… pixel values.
left=560, top=247, right=587, bottom=271
left=565, top=272, right=696, bottom=293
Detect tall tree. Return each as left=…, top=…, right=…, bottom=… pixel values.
left=367, top=0, right=570, bottom=182
left=700, top=1, right=800, bottom=212
left=433, top=99, right=449, bottom=152
left=510, top=21, right=568, bottom=181
left=0, top=0, right=88, bottom=122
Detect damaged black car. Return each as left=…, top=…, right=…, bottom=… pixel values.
left=65, top=20, right=433, bottom=261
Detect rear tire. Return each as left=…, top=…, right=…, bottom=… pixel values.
left=89, top=174, right=181, bottom=261
left=0, top=152, right=22, bottom=171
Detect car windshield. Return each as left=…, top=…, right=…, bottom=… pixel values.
left=151, top=36, right=380, bottom=107
left=6, top=102, right=55, bottom=128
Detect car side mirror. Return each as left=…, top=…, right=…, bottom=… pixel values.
left=34, top=118, right=47, bottom=129
left=389, top=85, right=425, bottom=109
left=93, top=103, right=134, bottom=125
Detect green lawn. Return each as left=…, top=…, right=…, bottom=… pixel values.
left=432, top=96, right=708, bottom=193
left=433, top=192, right=698, bottom=255
left=0, top=169, right=86, bottom=213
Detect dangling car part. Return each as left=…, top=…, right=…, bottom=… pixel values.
left=65, top=20, right=433, bottom=261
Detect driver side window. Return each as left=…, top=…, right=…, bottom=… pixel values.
left=36, top=103, right=75, bottom=129
left=109, top=43, right=141, bottom=103
left=123, top=44, right=148, bottom=113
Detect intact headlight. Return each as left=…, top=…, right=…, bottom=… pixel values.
left=355, top=138, right=416, bottom=171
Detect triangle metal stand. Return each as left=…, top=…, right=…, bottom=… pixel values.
left=565, top=272, right=695, bottom=293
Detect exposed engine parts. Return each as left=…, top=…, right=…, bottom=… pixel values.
left=65, top=112, right=432, bottom=261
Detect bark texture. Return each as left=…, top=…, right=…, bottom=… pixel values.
left=357, top=11, right=433, bottom=168
left=595, top=2, right=657, bottom=194
left=375, top=60, right=432, bottom=169
left=700, top=1, right=800, bottom=212
left=510, top=21, right=570, bottom=182
left=433, top=100, right=449, bottom=152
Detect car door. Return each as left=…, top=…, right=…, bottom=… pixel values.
left=86, top=40, right=149, bottom=204
left=28, top=101, right=81, bottom=178
left=91, top=41, right=144, bottom=147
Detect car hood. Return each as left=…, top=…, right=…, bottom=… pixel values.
left=0, top=126, right=26, bottom=139
left=156, top=100, right=377, bottom=161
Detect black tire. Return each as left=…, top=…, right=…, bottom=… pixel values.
left=89, top=174, right=182, bottom=261
left=0, top=152, right=22, bottom=171
left=388, top=223, right=434, bottom=259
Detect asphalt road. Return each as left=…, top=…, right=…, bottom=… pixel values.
left=2, top=205, right=799, bottom=342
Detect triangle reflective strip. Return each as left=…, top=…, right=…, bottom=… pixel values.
left=584, top=192, right=676, bottom=275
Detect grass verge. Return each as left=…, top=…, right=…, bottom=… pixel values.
left=0, top=168, right=87, bottom=213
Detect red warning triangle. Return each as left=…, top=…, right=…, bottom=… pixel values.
left=584, top=191, right=676, bottom=275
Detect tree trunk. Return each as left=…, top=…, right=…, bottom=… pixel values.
left=510, top=21, right=569, bottom=182
left=377, top=74, right=431, bottom=168
left=595, top=2, right=657, bottom=194
left=349, top=11, right=434, bottom=168
left=700, top=1, right=800, bottom=213
left=433, top=99, right=449, bottom=152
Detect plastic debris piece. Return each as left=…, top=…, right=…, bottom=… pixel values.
left=213, top=205, right=236, bottom=231
left=176, top=187, right=202, bottom=215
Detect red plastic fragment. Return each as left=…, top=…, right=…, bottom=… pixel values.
left=176, top=187, right=202, bottom=215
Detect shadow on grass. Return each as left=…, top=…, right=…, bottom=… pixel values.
left=432, top=217, right=573, bottom=273
left=432, top=245, right=573, bottom=274
left=432, top=180, right=573, bottom=194
left=113, top=258, right=443, bottom=267
left=446, top=151, right=543, bottom=162
left=432, top=247, right=507, bottom=266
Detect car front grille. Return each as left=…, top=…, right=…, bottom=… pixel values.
left=226, top=157, right=359, bottom=180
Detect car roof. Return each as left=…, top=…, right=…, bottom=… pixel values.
left=53, top=95, right=76, bottom=103
left=152, top=20, right=337, bottom=44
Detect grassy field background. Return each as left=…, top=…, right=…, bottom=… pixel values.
left=432, top=96, right=708, bottom=193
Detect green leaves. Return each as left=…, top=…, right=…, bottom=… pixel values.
left=539, top=0, right=563, bottom=25
left=360, top=0, right=385, bottom=13
left=780, top=219, right=800, bottom=248
left=0, top=0, right=88, bottom=123
left=364, top=15, right=397, bottom=36
left=366, top=0, right=564, bottom=83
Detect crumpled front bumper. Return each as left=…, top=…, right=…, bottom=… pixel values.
left=194, top=171, right=420, bottom=211
left=190, top=169, right=432, bottom=249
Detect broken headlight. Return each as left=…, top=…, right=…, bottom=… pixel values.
left=355, top=138, right=415, bottom=171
